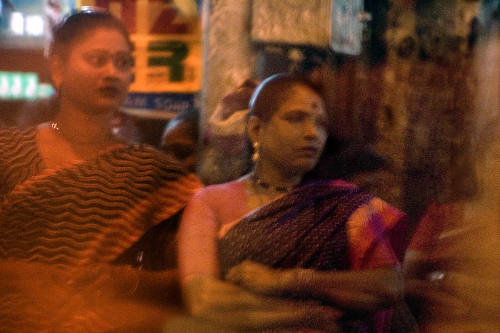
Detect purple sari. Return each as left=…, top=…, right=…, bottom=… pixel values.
left=218, top=180, right=375, bottom=276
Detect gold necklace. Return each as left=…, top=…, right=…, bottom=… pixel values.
left=248, top=172, right=297, bottom=208
left=249, top=177, right=275, bottom=208
left=250, top=172, right=293, bottom=193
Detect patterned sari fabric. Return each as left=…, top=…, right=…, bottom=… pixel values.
left=0, top=127, right=202, bottom=266
left=219, top=181, right=373, bottom=275
left=218, top=180, right=406, bottom=332
left=0, top=127, right=202, bottom=332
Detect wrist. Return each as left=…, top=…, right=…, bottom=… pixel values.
left=289, top=268, right=314, bottom=296
left=276, top=269, right=296, bottom=294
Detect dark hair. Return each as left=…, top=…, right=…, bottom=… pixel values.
left=49, top=8, right=133, bottom=61
left=162, top=107, right=200, bottom=141
left=248, top=73, right=325, bottom=123
left=170, top=107, right=200, bottom=127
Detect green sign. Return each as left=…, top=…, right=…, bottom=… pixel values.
left=0, top=71, right=54, bottom=100
left=147, top=40, right=189, bottom=82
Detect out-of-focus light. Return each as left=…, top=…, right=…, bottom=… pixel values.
left=0, top=72, right=46, bottom=100
left=10, top=12, right=24, bottom=35
left=26, top=15, right=44, bottom=36
left=24, top=75, right=38, bottom=98
left=38, top=83, right=55, bottom=99
left=10, top=76, right=23, bottom=98
left=0, top=76, right=9, bottom=99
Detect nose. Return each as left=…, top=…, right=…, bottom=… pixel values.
left=303, top=120, right=321, bottom=140
left=103, top=60, right=121, bottom=77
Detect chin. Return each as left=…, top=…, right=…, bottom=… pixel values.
left=291, top=162, right=317, bottom=176
left=84, top=104, right=119, bottom=115
left=299, top=158, right=320, bottom=169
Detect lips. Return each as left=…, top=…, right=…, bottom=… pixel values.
left=98, top=86, right=121, bottom=97
left=297, top=146, right=321, bottom=157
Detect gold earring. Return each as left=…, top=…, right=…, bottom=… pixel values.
left=252, top=141, right=260, bottom=163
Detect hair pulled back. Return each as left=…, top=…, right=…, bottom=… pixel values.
left=49, top=8, right=133, bottom=61
left=248, top=73, right=325, bottom=123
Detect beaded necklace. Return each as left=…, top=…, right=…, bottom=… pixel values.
left=250, top=172, right=294, bottom=193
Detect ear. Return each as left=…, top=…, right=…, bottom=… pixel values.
left=247, top=115, right=261, bottom=144
left=49, top=55, right=65, bottom=91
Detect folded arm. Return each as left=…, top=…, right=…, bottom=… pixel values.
left=177, top=189, right=342, bottom=331
left=182, top=274, right=342, bottom=331
left=227, top=261, right=403, bottom=313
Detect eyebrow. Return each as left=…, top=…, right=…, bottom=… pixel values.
left=284, top=109, right=316, bottom=115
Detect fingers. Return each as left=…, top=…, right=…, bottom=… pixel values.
left=183, top=275, right=270, bottom=316
left=226, top=260, right=291, bottom=296
left=197, top=300, right=342, bottom=332
left=183, top=274, right=343, bottom=331
left=227, top=260, right=269, bottom=280
left=244, top=304, right=341, bottom=331
left=227, top=261, right=267, bottom=284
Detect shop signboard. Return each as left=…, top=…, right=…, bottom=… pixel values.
left=123, top=92, right=196, bottom=119
left=250, top=0, right=364, bottom=56
left=250, top=0, right=331, bottom=47
left=330, top=0, right=364, bottom=55
left=130, top=33, right=201, bottom=94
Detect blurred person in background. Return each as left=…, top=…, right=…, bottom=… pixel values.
left=198, top=79, right=259, bottom=184
left=161, top=107, right=200, bottom=174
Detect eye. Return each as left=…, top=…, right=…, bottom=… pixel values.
left=113, top=53, right=134, bottom=71
left=284, top=112, right=306, bottom=123
left=84, top=52, right=108, bottom=68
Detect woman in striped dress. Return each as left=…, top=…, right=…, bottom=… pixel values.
left=0, top=9, right=201, bottom=332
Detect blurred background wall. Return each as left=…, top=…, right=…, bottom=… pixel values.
left=199, top=0, right=492, bottom=213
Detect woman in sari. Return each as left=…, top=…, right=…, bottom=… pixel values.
left=177, top=73, right=409, bottom=332
left=0, top=9, right=201, bottom=332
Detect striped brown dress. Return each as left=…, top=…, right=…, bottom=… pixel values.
left=0, top=127, right=202, bottom=332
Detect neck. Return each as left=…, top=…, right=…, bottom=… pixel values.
left=54, top=101, right=114, bottom=144
left=252, top=164, right=302, bottom=192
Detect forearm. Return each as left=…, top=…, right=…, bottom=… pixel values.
left=281, top=267, right=404, bottom=312
left=118, top=267, right=182, bottom=303
left=182, top=275, right=342, bottom=332
left=67, top=264, right=182, bottom=304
